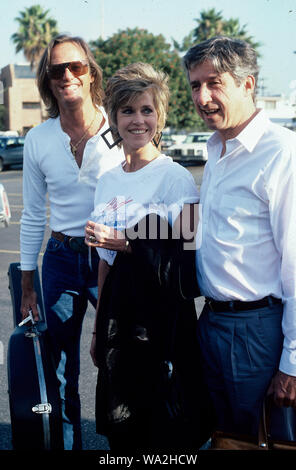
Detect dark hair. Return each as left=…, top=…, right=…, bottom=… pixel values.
left=37, top=34, right=104, bottom=118
left=183, top=36, right=259, bottom=99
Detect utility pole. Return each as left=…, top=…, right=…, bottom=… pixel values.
left=100, top=0, right=105, bottom=40
left=258, top=77, right=267, bottom=96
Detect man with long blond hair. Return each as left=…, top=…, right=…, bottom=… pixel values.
left=20, top=34, right=123, bottom=449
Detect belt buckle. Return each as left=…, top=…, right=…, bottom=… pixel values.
left=229, top=300, right=236, bottom=312
left=206, top=298, right=214, bottom=312
left=68, top=236, right=88, bottom=254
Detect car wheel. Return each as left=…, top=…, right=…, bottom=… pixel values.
left=0, top=157, right=3, bottom=172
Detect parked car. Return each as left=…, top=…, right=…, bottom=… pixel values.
left=167, top=132, right=212, bottom=165
left=0, top=130, right=19, bottom=137
left=0, top=136, right=25, bottom=172
left=161, top=133, right=176, bottom=151
left=161, top=133, right=186, bottom=152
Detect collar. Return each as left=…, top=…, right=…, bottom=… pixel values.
left=208, top=109, right=270, bottom=154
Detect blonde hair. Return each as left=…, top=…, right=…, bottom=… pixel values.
left=37, top=34, right=104, bottom=118
left=103, top=62, right=170, bottom=146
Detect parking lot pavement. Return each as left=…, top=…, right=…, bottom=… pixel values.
left=0, top=167, right=204, bottom=451
left=0, top=169, right=109, bottom=450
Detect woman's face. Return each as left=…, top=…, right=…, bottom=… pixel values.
left=116, top=90, right=158, bottom=152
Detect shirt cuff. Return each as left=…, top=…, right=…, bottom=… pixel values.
left=279, top=347, right=296, bottom=377
left=20, top=262, right=38, bottom=271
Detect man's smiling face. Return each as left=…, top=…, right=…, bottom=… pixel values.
left=49, top=41, right=94, bottom=111
left=189, top=59, right=255, bottom=141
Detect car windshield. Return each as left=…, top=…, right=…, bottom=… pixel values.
left=184, top=134, right=210, bottom=144
left=0, top=140, right=6, bottom=148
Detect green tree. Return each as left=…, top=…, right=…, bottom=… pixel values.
left=11, top=5, right=58, bottom=69
left=174, top=8, right=261, bottom=52
left=90, top=28, right=205, bottom=131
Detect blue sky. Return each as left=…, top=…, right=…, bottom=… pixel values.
left=1, top=0, right=296, bottom=96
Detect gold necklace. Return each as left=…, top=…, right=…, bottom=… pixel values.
left=70, top=112, right=96, bottom=157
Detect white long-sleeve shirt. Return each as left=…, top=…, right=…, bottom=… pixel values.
left=20, top=107, right=124, bottom=270
left=196, top=109, right=296, bottom=375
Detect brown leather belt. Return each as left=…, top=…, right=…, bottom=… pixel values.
left=51, top=230, right=69, bottom=242
left=51, top=231, right=89, bottom=253
left=205, top=295, right=282, bottom=313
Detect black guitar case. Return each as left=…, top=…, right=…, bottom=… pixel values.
left=7, top=262, right=64, bottom=450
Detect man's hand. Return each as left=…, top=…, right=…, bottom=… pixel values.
left=21, top=271, right=39, bottom=322
left=267, top=370, right=296, bottom=408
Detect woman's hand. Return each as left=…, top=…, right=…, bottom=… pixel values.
left=85, top=220, right=126, bottom=251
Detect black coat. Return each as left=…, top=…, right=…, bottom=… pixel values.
left=95, top=214, right=214, bottom=448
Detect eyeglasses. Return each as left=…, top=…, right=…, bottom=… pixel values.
left=46, top=60, right=89, bottom=80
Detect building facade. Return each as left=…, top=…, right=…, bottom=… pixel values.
left=256, top=94, right=296, bottom=130
left=0, top=64, right=46, bottom=135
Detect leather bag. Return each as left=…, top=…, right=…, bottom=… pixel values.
left=211, top=397, right=296, bottom=450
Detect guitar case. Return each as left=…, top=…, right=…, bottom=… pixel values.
left=7, top=262, right=64, bottom=450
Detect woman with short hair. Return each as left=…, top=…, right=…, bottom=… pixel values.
left=85, top=62, right=214, bottom=451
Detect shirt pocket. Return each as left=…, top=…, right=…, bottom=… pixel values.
left=216, top=195, right=262, bottom=243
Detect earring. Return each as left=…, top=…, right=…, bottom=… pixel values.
left=153, top=132, right=162, bottom=148
left=101, top=127, right=123, bottom=149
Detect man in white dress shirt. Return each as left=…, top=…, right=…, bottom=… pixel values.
left=183, top=36, right=296, bottom=436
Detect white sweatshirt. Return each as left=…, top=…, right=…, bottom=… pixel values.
left=91, top=155, right=199, bottom=266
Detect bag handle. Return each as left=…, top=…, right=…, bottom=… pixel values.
left=258, top=399, right=269, bottom=448
left=258, top=394, right=279, bottom=449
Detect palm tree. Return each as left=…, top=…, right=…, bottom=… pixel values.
left=11, top=5, right=59, bottom=70
left=219, top=17, right=261, bottom=51
left=174, top=8, right=261, bottom=54
left=192, top=8, right=224, bottom=43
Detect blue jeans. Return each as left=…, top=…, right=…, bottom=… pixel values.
left=197, top=302, right=284, bottom=436
left=42, top=236, right=99, bottom=450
